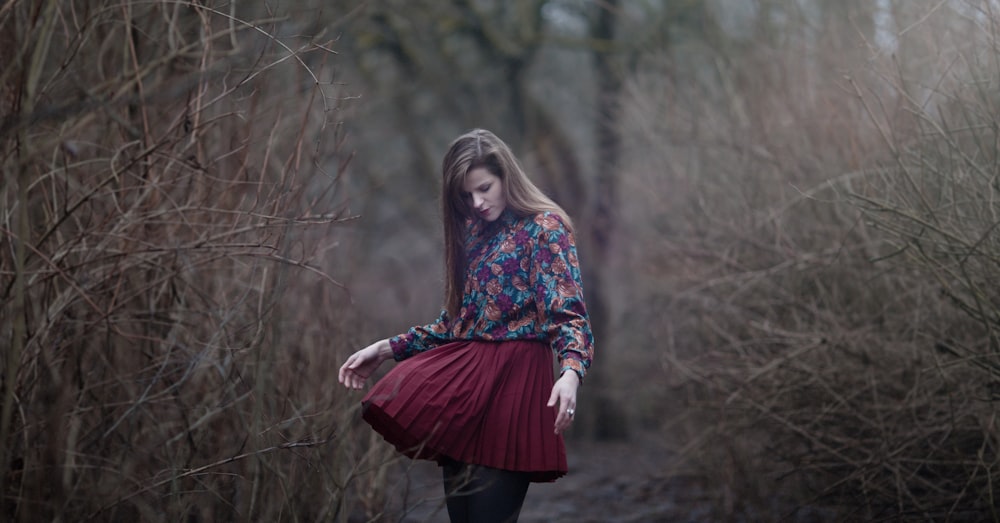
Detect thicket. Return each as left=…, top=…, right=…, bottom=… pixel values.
left=7, top=1, right=1000, bottom=521
left=0, top=1, right=407, bottom=521
left=619, top=2, right=1000, bottom=520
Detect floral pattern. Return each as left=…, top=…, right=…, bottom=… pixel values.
left=389, top=210, right=595, bottom=380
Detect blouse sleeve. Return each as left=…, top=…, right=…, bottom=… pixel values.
left=531, top=214, right=595, bottom=381
left=388, top=310, right=452, bottom=361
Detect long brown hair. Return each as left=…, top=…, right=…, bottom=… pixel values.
left=440, top=129, right=573, bottom=319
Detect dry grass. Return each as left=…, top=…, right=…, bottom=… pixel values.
left=616, top=2, right=1000, bottom=520
left=0, top=1, right=403, bottom=521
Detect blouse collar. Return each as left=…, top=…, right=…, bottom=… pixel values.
left=469, top=208, right=518, bottom=238
left=496, top=208, right=517, bottom=226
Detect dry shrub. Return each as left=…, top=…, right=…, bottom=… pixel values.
left=0, top=1, right=401, bottom=521
left=618, top=1, right=998, bottom=520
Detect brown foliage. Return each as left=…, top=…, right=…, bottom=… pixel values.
left=0, top=1, right=399, bottom=521
left=617, top=1, right=1000, bottom=519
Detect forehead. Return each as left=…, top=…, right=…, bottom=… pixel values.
left=462, top=167, right=500, bottom=191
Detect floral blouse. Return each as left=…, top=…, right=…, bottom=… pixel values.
left=388, top=210, right=595, bottom=380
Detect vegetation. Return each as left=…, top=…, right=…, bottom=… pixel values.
left=0, top=1, right=392, bottom=520
left=622, top=1, right=1000, bottom=519
left=2, top=0, right=999, bottom=521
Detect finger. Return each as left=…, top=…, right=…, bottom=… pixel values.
left=343, top=366, right=362, bottom=389
left=554, top=408, right=568, bottom=434
left=557, top=402, right=576, bottom=434
left=547, top=386, right=559, bottom=408
left=341, top=360, right=359, bottom=386
left=554, top=412, right=569, bottom=434
left=338, top=356, right=354, bottom=380
left=350, top=370, right=364, bottom=389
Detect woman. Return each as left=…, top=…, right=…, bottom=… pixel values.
left=338, top=129, right=595, bottom=523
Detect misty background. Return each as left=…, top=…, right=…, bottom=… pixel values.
left=3, top=0, right=999, bottom=520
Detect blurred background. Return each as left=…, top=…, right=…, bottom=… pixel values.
left=3, top=0, right=1000, bottom=521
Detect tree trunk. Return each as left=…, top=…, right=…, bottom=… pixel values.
left=580, top=0, right=628, bottom=441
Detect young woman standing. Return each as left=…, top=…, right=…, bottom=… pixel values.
left=339, top=129, right=595, bottom=522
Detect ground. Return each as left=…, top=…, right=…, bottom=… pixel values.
left=387, top=432, right=716, bottom=523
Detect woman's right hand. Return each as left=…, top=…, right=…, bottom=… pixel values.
left=338, top=339, right=393, bottom=389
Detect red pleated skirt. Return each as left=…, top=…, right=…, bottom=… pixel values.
left=361, top=339, right=567, bottom=482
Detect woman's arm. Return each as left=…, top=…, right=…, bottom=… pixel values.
left=531, top=213, right=595, bottom=382
left=338, top=338, right=394, bottom=389
left=340, top=309, right=457, bottom=389
left=387, top=309, right=453, bottom=360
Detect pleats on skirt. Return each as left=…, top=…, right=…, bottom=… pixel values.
left=361, top=339, right=567, bottom=482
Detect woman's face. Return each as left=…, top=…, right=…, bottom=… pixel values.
left=462, top=167, right=506, bottom=222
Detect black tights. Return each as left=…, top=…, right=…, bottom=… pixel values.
left=441, top=459, right=530, bottom=523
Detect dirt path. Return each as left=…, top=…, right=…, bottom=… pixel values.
left=389, top=432, right=713, bottom=522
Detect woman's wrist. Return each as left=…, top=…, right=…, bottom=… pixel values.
left=376, top=339, right=394, bottom=360
left=560, top=369, right=581, bottom=386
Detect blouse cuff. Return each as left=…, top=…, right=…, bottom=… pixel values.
left=560, top=357, right=587, bottom=383
left=388, top=335, right=410, bottom=361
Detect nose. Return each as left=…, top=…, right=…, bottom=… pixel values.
left=472, top=193, right=485, bottom=208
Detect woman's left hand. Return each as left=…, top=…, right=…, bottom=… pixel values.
left=547, top=371, right=580, bottom=435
